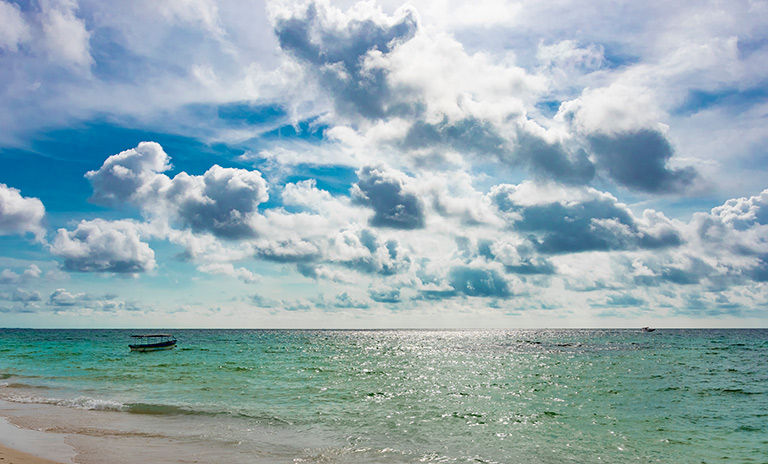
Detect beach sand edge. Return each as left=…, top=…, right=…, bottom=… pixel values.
left=0, top=444, right=66, bottom=464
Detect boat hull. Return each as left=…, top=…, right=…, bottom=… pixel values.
left=129, top=341, right=177, bottom=352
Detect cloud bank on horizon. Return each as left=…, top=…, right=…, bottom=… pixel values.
left=1, top=0, right=767, bottom=327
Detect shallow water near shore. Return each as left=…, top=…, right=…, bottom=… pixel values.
left=1, top=329, right=766, bottom=463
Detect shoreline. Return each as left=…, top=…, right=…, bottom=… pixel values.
left=0, top=444, right=66, bottom=464
left=0, top=403, right=76, bottom=464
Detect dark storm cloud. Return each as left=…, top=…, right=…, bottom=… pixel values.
left=588, top=129, right=698, bottom=193
left=274, top=1, right=418, bottom=119
left=352, top=166, right=425, bottom=229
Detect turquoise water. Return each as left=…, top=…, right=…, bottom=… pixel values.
left=1, top=329, right=766, bottom=463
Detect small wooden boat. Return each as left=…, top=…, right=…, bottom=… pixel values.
left=129, top=334, right=177, bottom=351
left=641, top=327, right=656, bottom=333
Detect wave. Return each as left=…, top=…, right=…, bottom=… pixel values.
left=126, top=403, right=210, bottom=416
left=0, top=382, right=54, bottom=390
left=0, top=391, right=201, bottom=416
left=0, top=393, right=126, bottom=411
left=0, top=388, right=289, bottom=426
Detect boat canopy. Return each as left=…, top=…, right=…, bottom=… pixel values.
left=131, top=334, right=174, bottom=338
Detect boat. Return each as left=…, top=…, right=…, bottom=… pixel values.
left=641, top=327, right=656, bottom=332
left=129, top=334, right=177, bottom=352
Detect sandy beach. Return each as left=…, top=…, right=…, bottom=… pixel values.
left=0, top=407, right=75, bottom=464
left=0, top=445, right=65, bottom=464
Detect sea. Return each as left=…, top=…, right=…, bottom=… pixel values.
left=0, top=329, right=766, bottom=464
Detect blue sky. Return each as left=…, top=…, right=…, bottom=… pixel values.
left=1, top=0, right=768, bottom=328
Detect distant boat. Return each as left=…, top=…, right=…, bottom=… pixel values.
left=641, top=327, right=656, bottom=333
left=129, top=334, right=177, bottom=352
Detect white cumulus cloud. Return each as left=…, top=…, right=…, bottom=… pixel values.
left=50, top=219, right=155, bottom=273
left=0, top=183, right=46, bottom=241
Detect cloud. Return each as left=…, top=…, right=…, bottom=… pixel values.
left=0, top=183, right=46, bottom=241
left=0, top=265, right=42, bottom=285
left=254, top=237, right=322, bottom=263
left=351, top=165, right=425, bottom=229
left=46, top=287, right=136, bottom=312
left=11, top=288, right=43, bottom=302
left=166, top=165, right=268, bottom=239
left=330, top=291, right=370, bottom=309
left=86, top=141, right=172, bottom=206
left=537, top=40, right=606, bottom=75
left=448, top=265, right=511, bottom=298
left=602, top=292, right=645, bottom=307
left=50, top=219, right=155, bottom=273
left=1, top=265, right=41, bottom=283
left=273, top=0, right=419, bottom=119
left=40, top=0, right=93, bottom=68
left=197, top=262, right=259, bottom=283
left=369, top=287, right=401, bottom=303
left=710, top=189, right=768, bottom=231
left=489, top=182, right=683, bottom=254
left=333, top=230, right=411, bottom=276
left=312, top=291, right=371, bottom=310
left=400, top=117, right=508, bottom=160
left=272, top=0, right=708, bottom=196
left=0, top=0, right=31, bottom=52
left=0, top=288, right=43, bottom=303
left=588, top=129, right=698, bottom=193
left=513, top=128, right=596, bottom=185
left=87, top=142, right=269, bottom=239
left=48, top=288, right=84, bottom=306
left=676, top=189, right=768, bottom=286
left=0, top=0, right=91, bottom=68
left=490, top=240, right=557, bottom=275
left=249, top=293, right=279, bottom=308
left=155, top=0, right=225, bottom=38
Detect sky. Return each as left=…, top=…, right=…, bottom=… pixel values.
left=1, top=0, right=768, bottom=329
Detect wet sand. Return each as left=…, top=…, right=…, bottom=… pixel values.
left=0, top=407, right=74, bottom=464
left=0, top=445, right=65, bottom=464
